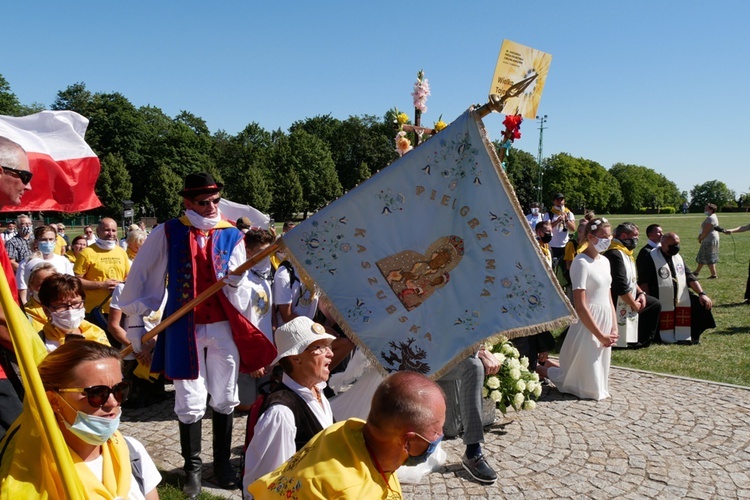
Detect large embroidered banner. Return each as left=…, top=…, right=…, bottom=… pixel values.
left=283, top=108, right=575, bottom=378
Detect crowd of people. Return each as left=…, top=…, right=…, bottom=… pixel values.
left=0, top=152, right=454, bottom=499
left=527, top=194, right=724, bottom=401
left=0, top=129, right=747, bottom=498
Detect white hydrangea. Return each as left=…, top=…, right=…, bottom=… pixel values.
left=486, top=376, right=500, bottom=390
left=490, top=390, right=503, bottom=402
left=509, top=368, right=521, bottom=380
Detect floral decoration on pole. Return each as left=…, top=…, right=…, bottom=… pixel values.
left=412, top=69, right=431, bottom=120
left=395, top=130, right=413, bottom=157
left=394, top=70, right=446, bottom=155
left=497, top=113, right=523, bottom=169
left=482, top=335, right=542, bottom=414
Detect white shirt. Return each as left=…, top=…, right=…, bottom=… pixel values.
left=117, top=222, right=254, bottom=321
left=16, top=253, right=73, bottom=291
left=550, top=208, right=575, bottom=249
left=81, top=436, right=161, bottom=500
left=242, top=374, right=334, bottom=496
left=273, top=264, right=318, bottom=327
left=245, top=264, right=274, bottom=341
left=526, top=211, right=549, bottom=230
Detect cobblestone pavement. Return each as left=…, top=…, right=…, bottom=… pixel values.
left=120, top=367, right=750, bottom=499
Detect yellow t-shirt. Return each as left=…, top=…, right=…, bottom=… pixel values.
left=73, top=245, right=130, bottom=313
left=55, top=234, right=67, bottom=256
left=248, top=419, right=402, bottom=499
left=42, top=319, right=111, bottom=348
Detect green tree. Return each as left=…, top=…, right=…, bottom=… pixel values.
left=214, top=123, right=273, bottom=211
left=500, top=148, right=540, bottom=211
left=268, top=134, right=303, bottom=220
left=543, top=153, right=622, bottom=214
left=96, top=153, right=133, bottom=213
left=0, top=74, right=22, bottom=115
left=689, top=180, right=735, bottom=212
left=288, top=129, right=342, bottom=217
left=150, top=163, right=184, bottom=219
left=51, top=82, right=95, bottom=117
left=609, top=163, right=682, bottom=213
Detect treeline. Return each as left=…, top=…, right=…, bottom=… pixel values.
left=0, top=75, right=741, bottom=220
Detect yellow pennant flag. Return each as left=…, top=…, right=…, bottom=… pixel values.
left=0, top=267, right=86, bottom=498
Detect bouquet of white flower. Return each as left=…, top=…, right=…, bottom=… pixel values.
left=482, top=336, right=542, bottom=413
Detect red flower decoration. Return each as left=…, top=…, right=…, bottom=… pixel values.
left=501, top=114, right=523, bottom=142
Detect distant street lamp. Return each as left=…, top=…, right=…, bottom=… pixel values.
left=536, top=115, right=548, bottom=205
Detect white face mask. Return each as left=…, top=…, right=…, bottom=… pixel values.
left=704, top=211, right=711, bottom=216
left=50, top=307, right=86, bottom=332
left=592, top=236, right=612, bottom=253
left=95, top=238, right=117, bottom=251
left=531, top=208, right=539, bottom=215
left=58, top=396, right=121, bottom=445
left=185, top=209, right=222, bottom=231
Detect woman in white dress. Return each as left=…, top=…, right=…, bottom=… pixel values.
left=538, top=217, right=618, bottom=400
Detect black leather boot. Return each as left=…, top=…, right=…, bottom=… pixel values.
left=212, top=411, right=238, bottom=489
left=178, top=420, right=202, bottom=499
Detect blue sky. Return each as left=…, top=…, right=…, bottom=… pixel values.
left=3, top=1, right=749, bottom=200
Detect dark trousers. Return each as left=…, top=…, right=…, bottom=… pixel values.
left=514, top=331, right=556, bottom=372
left=638, top=295, right=661, bottom=346
left=745, top=261, right=750, bottom=301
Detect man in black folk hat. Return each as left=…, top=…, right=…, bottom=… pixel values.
left=119, top=172, right=277, bottom=497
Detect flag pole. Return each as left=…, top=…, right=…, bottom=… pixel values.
left=120, top=241, right=281, bottom=358
left=0, top=269, right=85, bottom=497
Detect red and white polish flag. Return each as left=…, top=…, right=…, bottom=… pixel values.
left=0, top=110, right=102, bottom=212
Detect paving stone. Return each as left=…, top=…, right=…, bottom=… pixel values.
left=118, top=365, right=750, bottom=499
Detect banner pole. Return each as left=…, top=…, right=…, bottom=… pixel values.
left=120, top=240, right=281, bottom=358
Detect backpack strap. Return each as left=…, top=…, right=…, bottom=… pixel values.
left=125, top=437, right=145, bottom=495
left=273, top=261, right=298, bottom=287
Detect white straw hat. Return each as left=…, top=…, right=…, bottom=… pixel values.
left=272, top=316, right=336, bottom=365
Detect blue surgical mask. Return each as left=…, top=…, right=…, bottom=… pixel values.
left=38, top=241, right=56, bottom=255
left=403, top=433, right=443, bottom=466
left=58, top=395, right=120, bottom=445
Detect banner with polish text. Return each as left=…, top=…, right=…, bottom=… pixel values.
left=0, top=110, right=102, bottom=212
left=283, top=108, right=575, bottom=378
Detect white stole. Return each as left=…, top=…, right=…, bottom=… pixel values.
left=613, top=249, right=639, bottom=347
left=650, top=248, right=691, bottom=343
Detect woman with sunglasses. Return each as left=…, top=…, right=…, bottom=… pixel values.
left=0, top=340, right=161, bottom=498
left=38, top=273, right=110, bottom=351
left=83, top=225, right=96, bottom=246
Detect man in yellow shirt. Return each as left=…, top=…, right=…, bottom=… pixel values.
left=74, top=217, right=130, bottom=322
left=248, top=371, right=446, bottom=499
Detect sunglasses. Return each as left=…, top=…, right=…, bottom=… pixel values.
left=57, top=381, right=131, bottom=408
left=1, top=165, right=33, bottom=184
left=193, top=196, right=221, bottom=207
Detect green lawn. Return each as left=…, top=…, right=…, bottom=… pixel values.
left=554, top=212, right=750, bottom=386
